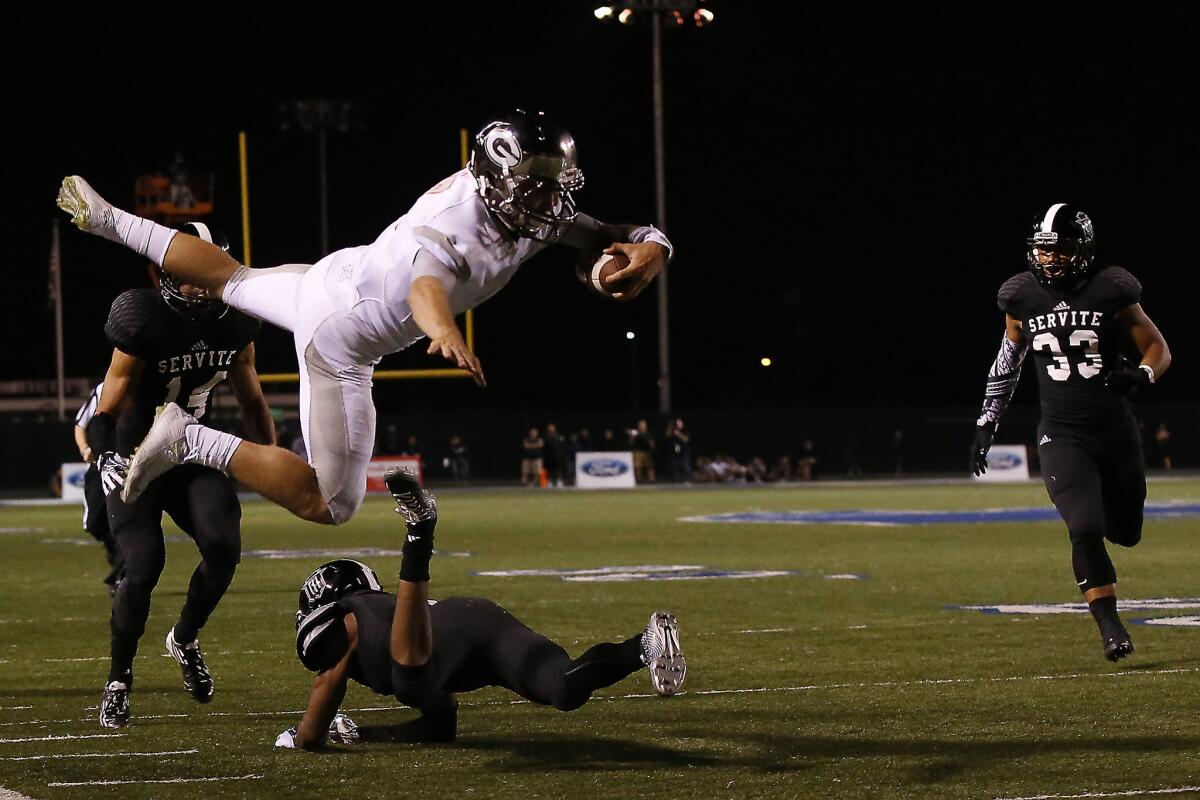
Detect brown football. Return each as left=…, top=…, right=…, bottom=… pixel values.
left=581, top=252, right=633, bottom=298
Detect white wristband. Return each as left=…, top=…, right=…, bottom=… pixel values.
left=630, top=225, right=673, bottom=262
left=1139, top=364, right=1156, bottom=384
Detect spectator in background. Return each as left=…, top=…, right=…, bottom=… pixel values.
left=797, top=437, right=819, bottom=481
left=630, top=420, right=656, bottom=483
left=544, top=423, right=566, bottom=489
left=747, top=456, right=768, bottom=482
left=565, top=433, right=579, bottom=485
left=1155, top=423, right=1173, bottom=471
left=577, top=427, right=593, bottom=453
left=521, top=428, right=544, bottom=487
left=769, top=454, right=794, bottom=482
left=446, top=435, right=470, bottom=484
left=892, top=429, right=905, bottom=477
left=843, top=434, right=863, bottom=479
left=380, top=421, right=402, bottom=454
left=665, top=418, right=691, bottom=483
left=402, top=435, right=427, bottom=478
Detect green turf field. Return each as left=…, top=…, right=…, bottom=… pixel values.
left=2, top=480, right=1198, bottom=799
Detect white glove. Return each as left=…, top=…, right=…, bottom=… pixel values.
left=328, top=713, right=359, bottom=745
left=274, top=726, right=297, bottom=749
left=97, top=452, right=129, bottom=496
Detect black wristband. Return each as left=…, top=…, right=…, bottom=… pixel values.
left=88, top=411, right=117, bottom=454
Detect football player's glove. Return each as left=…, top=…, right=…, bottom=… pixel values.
left=97, top=451, right=129, bottom=496
left=971, top=422, right=996, bottom=477
left=274, top=726, right=297, bottom=749
left=1104, top=364, right=1153, bottom=396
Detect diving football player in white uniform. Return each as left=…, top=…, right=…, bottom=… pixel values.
left=58, top=110, right=673, bottom=524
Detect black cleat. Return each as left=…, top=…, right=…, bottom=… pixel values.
left=1103, top=633, right=1135, bottom=662
left=384, top=468, right=438, bottom=533
left=99, top=681, right=130, bottom=728
left=165, top=630, right=215, bottom=703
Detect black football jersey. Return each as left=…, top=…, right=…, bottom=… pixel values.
left=998, top=266, right=1142, bottom=424
left=105, top=289, right=261, bottom=453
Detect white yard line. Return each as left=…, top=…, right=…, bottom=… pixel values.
left=995, top=787, right=1200, bottom=800
left=0, top=734, right=121, bottom=744
left=1, top=748, right=196, bottom=761
left=48, top=774, right=261, bottom=787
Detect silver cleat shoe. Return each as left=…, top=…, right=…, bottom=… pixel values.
left=56, top=175, right=118, bottom=239
left=99, top=680, right=130, bottom=728
left=641, top=611, right=686, bottom=696
left=384, top=468, right=438, bottom=530
left=165, top=630, right=215, bottom=704
left=122, top=402, right=194, bottom=504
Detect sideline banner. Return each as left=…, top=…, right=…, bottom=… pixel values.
left=973, top=444, right=1030, bottom=482
left=366, top=456, right=422, bottom=492
left=575, top=451, right=636, bottom=489
left=61, top=462, right=90, bottom=502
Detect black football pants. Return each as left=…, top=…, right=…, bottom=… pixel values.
left=390, top=597, right=644, bottom=712
left=1037, top=414, right=1145, bottom=593
left=105, top=465, right=242, bottom=683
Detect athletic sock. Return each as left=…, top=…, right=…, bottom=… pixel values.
left=182, top=425, right=242, bottom=473
left=1088, top=595, right=1124, bottom=637
left=399, top=528, right=434, bottom=583
left=108, top=207, right=177, bottom=266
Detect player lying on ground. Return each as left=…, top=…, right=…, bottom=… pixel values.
left=971, top=203, right=1171, bottom=662
left=276, top=470, right=686, bottom=749
left=58, top=110, right=673, bottom=527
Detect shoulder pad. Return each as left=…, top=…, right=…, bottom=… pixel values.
left=295, top=602, right=349, bottom=672
left=997, top=272, right=1034, bottom=315
left=1094, top=266, right=1142, bottom=307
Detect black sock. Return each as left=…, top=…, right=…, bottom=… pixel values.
left=1088, top=595, right=1124, bottom=637
left=562, top=634, right=645, bottom=702
left=399, top=524, right=434, bottom=583
left=107, top=666, right=132, bottom=687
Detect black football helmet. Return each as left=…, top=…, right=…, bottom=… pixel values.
left=468, top=109, right=584, bottom=242
left=1027, top=203, right=1096, bottom=288
left=159, top=222, right=230, bottom=319
left=295, top=559, right=382, bottom=671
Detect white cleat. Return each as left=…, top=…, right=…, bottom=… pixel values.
left=641, top=611, right=686, bottom=697
left=56, top=175, right=118, bottom=239
left=122, top=403, right=195, bottom=504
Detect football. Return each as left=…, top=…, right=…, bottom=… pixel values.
left=580, top=252, right=633, bottom=298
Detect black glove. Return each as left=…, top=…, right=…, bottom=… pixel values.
left=96, top=451, right=129, bottom=496
left=1104, top=364, right=1152, bottom=396
left=971, top=421, right=996, bottom=477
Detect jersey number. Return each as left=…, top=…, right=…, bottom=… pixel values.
left=164, top=372, right=227, bottom=419
left=1032, top=331, right=1102, bottom=381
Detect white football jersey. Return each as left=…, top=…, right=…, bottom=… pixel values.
left=318, top=169, right=551, bottom=361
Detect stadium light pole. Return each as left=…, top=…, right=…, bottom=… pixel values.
left=594, top=1, right=714, bottom=416
left=279, top=99, right=359, bottom=254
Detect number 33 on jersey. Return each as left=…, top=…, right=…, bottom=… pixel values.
left=998, top=265, right=1142, bottom=424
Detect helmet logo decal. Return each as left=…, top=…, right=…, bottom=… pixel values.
left=1074, top=211, right=1093, bottom=238
left=484, top=128, right=523, bottom=169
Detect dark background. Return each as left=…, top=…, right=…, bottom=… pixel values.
left=4, top=5, right=1197, bottom=479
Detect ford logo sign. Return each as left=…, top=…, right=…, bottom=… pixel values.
left=991, top=452, right=1023, bottom=470
left=581, top=458, right=629, bottom=478
left=67, top=470, right=89, bottom=488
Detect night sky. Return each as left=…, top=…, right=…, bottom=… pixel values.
left=9, top=5, right=1198, bottom=416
